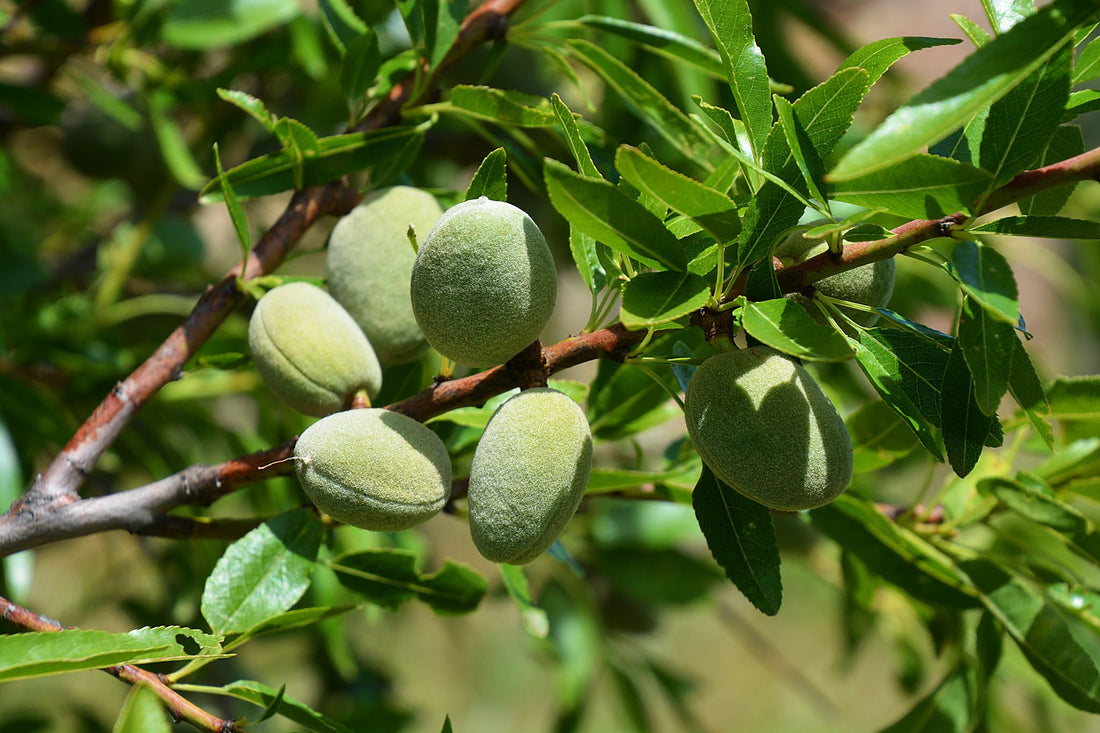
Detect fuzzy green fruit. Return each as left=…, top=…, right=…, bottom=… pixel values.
left=467, top=388, right=593, bottom=564
left=684, top=347, right=853, bottom=511
left=776, top=235, right=895, bottom=327
left=410, top=197, right=557, bottom=368
left=294, top=408, right=451, bottom=531
left=248, top=282, right=382, bottom=417
left=327, top=187, right=443, bottom=364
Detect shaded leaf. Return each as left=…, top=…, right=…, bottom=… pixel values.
left=1009, top=338, right=1055, bottom=448
left=551, top=94, right=601, bottom=179
left=941, top=340, right=997, bottom=477
left=1018, top=125, right=1085, bottom=215
left=847, top=399, right=921, bottom=473
left=318, top=0, right=367, bottom=53
left=500, top=564, right=549, bottom=639
left=810, top=495, right=979, bottom=608
left=423, top=0, right=467, bottom=69
left=450, top=85, right=556, bottom=127
left=113, top=685, right=170, bottom=733
left=185, top=680, right=353, bottom=733
left=958, top=295, right=1016, bottom=416
left=329, top=549, right=486, bottom=614
left=877, top=664, right=974, bottom=733
left=972, top=214, right=1100, bottom=238
left=830, top=153, right=993, bottom=219
left=692, top=468, right=782, bottom=615
left=340, top=29, right=381, bottom=102
left=947, top=240, right=1020, bottom=325
left=161, top=0, right=299, bottom=49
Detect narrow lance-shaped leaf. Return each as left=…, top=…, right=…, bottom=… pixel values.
left=958, top=295, right=1017, bottom=416
left=161, top=0, right=299, bottom=50
left=213, top=143, right=250, bottom=258
left=829, top=154, right=993, bottom=220
left=423, top=0, right=467, bottom=69
left=145, top=90, right=206, bottom=190
left=114, top=684, right=171, bottom=733
left=693, top=468, right=782, bottom=616
left=216, top=88, right=277, bottom=133
left=946, top=240, right=1020, bottom=326
left=577, top=15, right=725, bottom=78
left=829, top=0, right=1098, bottom=181
left=877, top=664, right=976, bottom=733
left=692, top=0, right=772, bottom=161
left=977, top=42, right=1071, bottom=200
left=318, top=0, right=368, bottom=54
left=544, top=158, right=686, bottom=271
left=1019, top=125, right=1084, bottom=215
left=980, top=475, right=1100, bottom=562
left=465, top=147, right=507, bottom=202
left=960, top=559, right=1100, bottom=713
left=737, top=68, right=871, bottom=270
left=941, top=339, right=997, bottom=477
left=972, top=215, right=1100, bottom=239
left=838, top=36, right=962, bottom=84
left=982, top=0, right=1037, bottom=34
left=180, top=680, right=354, bottom=733
left=329, top=549, right=486, bottom=615
left=564, top=38, right=711, bottom=159
left=500, top=564, right=549, bottom=639
left=773, top=94, right=827, bottom=210
left=449, top=85, right=556, bottom=127
left=1009, top=338, right=1054, bottom=449
left=550, top=93, right=601, bottom=179
left=340, top=28, right=381, bottom=102
left=614, top=146, right=741, bottom=244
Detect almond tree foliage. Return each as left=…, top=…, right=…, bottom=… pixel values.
left=3, top=0, right=1100, bottom=731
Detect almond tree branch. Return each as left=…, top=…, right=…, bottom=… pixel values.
left=9, top=0, right=531, bottom=514
left=0, top=595, right=239, bottom=732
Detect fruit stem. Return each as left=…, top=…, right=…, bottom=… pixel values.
left=350, top=390, right=371, bottom=409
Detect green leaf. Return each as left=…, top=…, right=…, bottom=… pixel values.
left=465, top=147, right=507, bottom=202
left=588, top=347, right=682, bottom=441
left=569, top=227, right=607, bottom=295
left=1065, top=87, right=1100, bottom=114
left=1048, top=376, right=1100, bottom=419
left=577, top=15, right=725, bottom=78
left=550, top=94, right=601, bottom=179
left=1074, top=35, right=1100, bottom=82
left=423, top=0, right=467, bottom=69
left=161, top=0, right=299, bottom=49
left=941, top=340, right=997, bottom=477
left=0, top=627, right=222, bottom=682
left=200, top=126, right=427, bottom=201
left=740, top=298, right=856, bottom=362
left=692, top=468, right=782, bottom=615
left=182, top=680, right=353, bottom=733
left=615, top=146, right=741, bottom=244
left=958, top=296, right=1016, bottom=416
left=830, top=153, right=993, bottom=219
left=225, top=606, right=355, bottom=648
left=145, top=91, right=205, bottom=190
left=847, top=399, right=921, bottom=473
left=952, top=14, right=993, bottom=46
left=947, top=240, right=1020, bottom=325
left=544, top=158, right=686, bottom=270
left=737, top=68, right=872, bottom=270
left=200, top=509, right=322, bottom=638
left=449, top=85, right=556, bottom=127
left=216, top=88, right=277, bottom=133
left=620, top=271, right=710, bottom=329
left=960, top=559, right=1100, bottom=713
left=972, top=214, right=1100, bottom=238
left=441, top=715, right=454, bottom=733
left=692, top=0, right=771, bottom=161
left=1019, top=125, right=1085, bottom=215
left=878, top=664, right=974, bottom=733
left=340, top=29, right=381, bottom=102
left=113, top=684, right=170, bottom=733
left=810, top=494, right=979, bottom=608
left=978, top=43, right=1071, bottom=194
left=773, top=95, right=829, bottom=211
left=329, top=549, right=487, bottom=614
left=982, top=0, right=1037, bottom=33
left=212, top=143, right=250, bottom=257
left=829, top=0, right=1098, bottom=181
left=839, top=37, right=962, bottom=85
left=318, top=0, right=367, bottom=54
left=564, top=38, right=710, bottom=159
left=1009, top=339, right=1055, bottom=448
left=500, top=564, right=549, bottom=639
left=853, top=327, right=952, bottom=460
left=981, top=476, right=1100, bottom=562
left=585, top=465, right=702, bottom=495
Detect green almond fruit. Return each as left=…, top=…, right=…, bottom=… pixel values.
left=294, top=408, right=451, bottom=531
left=777, top=234, right=895, bottom=327
left=327, top=186, right=443, bottom=364
left=248, top=282, right=382, bottom=416
left=410, top=197, right=557, bottom=368
left=684, top=347, right=853, bottom=511
left=467, top=388, right=593, bottom=564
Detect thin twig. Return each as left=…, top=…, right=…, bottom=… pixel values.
left=0, top=595, right=239, bottom=732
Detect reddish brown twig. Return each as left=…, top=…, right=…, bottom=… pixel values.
left=0, top=595, right=239, bottom=732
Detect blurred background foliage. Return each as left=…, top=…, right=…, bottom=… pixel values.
left=2, top=1, right=1100, bottom=732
